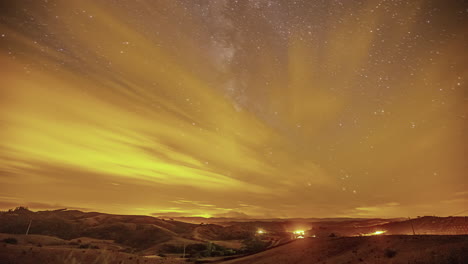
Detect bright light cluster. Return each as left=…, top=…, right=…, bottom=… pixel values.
left=293, top=230, right=305, bottom=239
left=361, top=230, right=387, bottom=236
left=372, top=230, right=386, bottom=235
left=293, top=230, right=305, bottom=235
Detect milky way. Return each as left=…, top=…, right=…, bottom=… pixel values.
left=0, top=0, right=467, bottom=218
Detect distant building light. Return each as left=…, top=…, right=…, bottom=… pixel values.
left=293, top=230, right=305, bottom=235
left=293, top=230, right=305, bottom=239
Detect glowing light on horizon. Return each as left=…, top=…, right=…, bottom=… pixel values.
left=193, top=214, right=212, bottom=218
left=361, top=230, right=387, bottom=236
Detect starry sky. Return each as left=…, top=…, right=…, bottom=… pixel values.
left=0, top=0, right=467, bottom=218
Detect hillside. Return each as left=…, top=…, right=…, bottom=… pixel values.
left=0, top=237, right=187, bottom=264
left=1, top=208, right=467, bottom=263
left=0, top=208, right=196, bottom=250
left=0, top=207, right=281, bottom=258
left=221, top=235, right=468, bottom=264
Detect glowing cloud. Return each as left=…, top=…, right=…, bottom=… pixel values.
left=0, top=0, right=466, bottom=218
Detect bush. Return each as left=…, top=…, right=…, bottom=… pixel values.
left=242, top=237, right=269, bottom=253
left=384, top=248, right=397, bottom=258
left=2, top=238, right=18, bottom=244
left=224, top=249, right=236, bottom=255
left=211, top=250, right=224, bottom=257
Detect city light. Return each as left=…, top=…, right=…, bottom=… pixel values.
left=293, top=230, right=305, bottom=239
left=360, top=230, right=387, bottom=236
left=293, top=230, right=305, bottom=235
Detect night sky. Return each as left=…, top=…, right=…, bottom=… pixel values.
left=0, top=0, right=467, bottom=218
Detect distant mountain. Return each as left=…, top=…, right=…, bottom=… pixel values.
left=162, top=215, right=405, bottom=224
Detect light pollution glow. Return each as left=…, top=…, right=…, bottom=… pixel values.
left=0, top=0, right=467, bottom=218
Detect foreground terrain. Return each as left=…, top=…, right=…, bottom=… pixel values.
left=0, top=242, right=185, bottom=264
left=222, top=235, right=468, bottom=264
left=1, top=208, right=467, bottom=263
left=1, top=234, right=468, bottom=264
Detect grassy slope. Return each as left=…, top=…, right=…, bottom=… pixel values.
left=0, top=243, right=187, bottom=264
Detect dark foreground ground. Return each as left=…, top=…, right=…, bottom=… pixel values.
left=0, top=233, right=186, bottom=264
left=221, top=235, right=468, bottom=264
left=2, top=235, right=468, bottom=264
left=0, top=244, right=187, bottom=264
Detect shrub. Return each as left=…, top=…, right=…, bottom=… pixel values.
left=2, top=238, right=18, bottom=244
left=242, top=237, right=269, bottom=253
left=384, top=248, right=397, bottom=258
